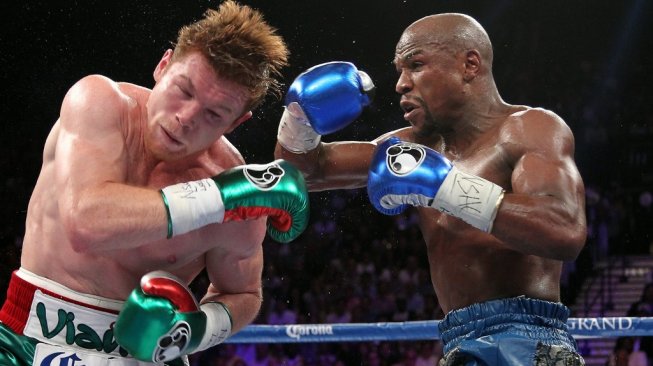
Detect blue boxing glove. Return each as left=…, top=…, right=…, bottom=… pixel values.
left=277, top=61, right=375, bottom=153
left=367, top=137, right=505, bottom=232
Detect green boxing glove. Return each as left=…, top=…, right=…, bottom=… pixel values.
left=160, top=159, right=309, bottom=243
left=114, top=271, right=232, bottom=363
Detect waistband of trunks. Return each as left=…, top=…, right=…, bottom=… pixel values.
left=0, top=268, right=123, bottom=335
left=438, top=296, right=571, bottom=344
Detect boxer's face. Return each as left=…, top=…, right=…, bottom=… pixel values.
left=145, top=50, right=252, bottom=160
left=394, top=29, right=466, bottom=136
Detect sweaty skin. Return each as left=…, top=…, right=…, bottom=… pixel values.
left=21, top=50, right=265, bottom=332
left=275, top=14, right=586, bottom=313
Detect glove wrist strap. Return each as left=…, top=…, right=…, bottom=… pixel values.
left=431, top=166, right=505, bottom=232
left=277, top=105, right=321, bottom=153
left=160, top=179, right=225, bottom=238
left=197, top=302, right=232, bottom=351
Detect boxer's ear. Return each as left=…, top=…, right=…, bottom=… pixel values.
left=225, top=111, right=252, bottom=134
left=154, top=49, right=174, bottom=82
left=462, top=49, right=481, bottom=82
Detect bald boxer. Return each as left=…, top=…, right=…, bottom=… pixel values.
left=276, top=13, right=586, bottom=365
left=0, top=2, right=309, bottom=365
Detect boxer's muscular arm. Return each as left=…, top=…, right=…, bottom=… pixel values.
left=201, top=218, right=266, bottom=332
left=491, top=109, right=586, bottom=261
left=274, top=127, right=412, bottom=192
left=113, top=218, right=266, bottom=360
left=275, top=141, right=374, bottom=191
left=57, top=75, right=169, bottom=252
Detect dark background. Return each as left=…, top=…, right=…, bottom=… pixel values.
left=0, top=1, right=651, bottom=278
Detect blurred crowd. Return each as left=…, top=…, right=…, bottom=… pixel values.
left=0, top=179, right=650, bottom=365
left=1, top=91, right=652, bottom=366
left=180, top=178, right=652, bottom=365
left=604, top=283, right=653, bottom=366
left=188, top=189, right=444, bottom=365
left=1, top=11, right=652, bottom=363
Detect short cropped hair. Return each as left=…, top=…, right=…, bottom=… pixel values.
left=172, top=1, right=289, bottom=109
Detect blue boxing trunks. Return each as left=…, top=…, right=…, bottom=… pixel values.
left=438, top=296, right=584, bottom=365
